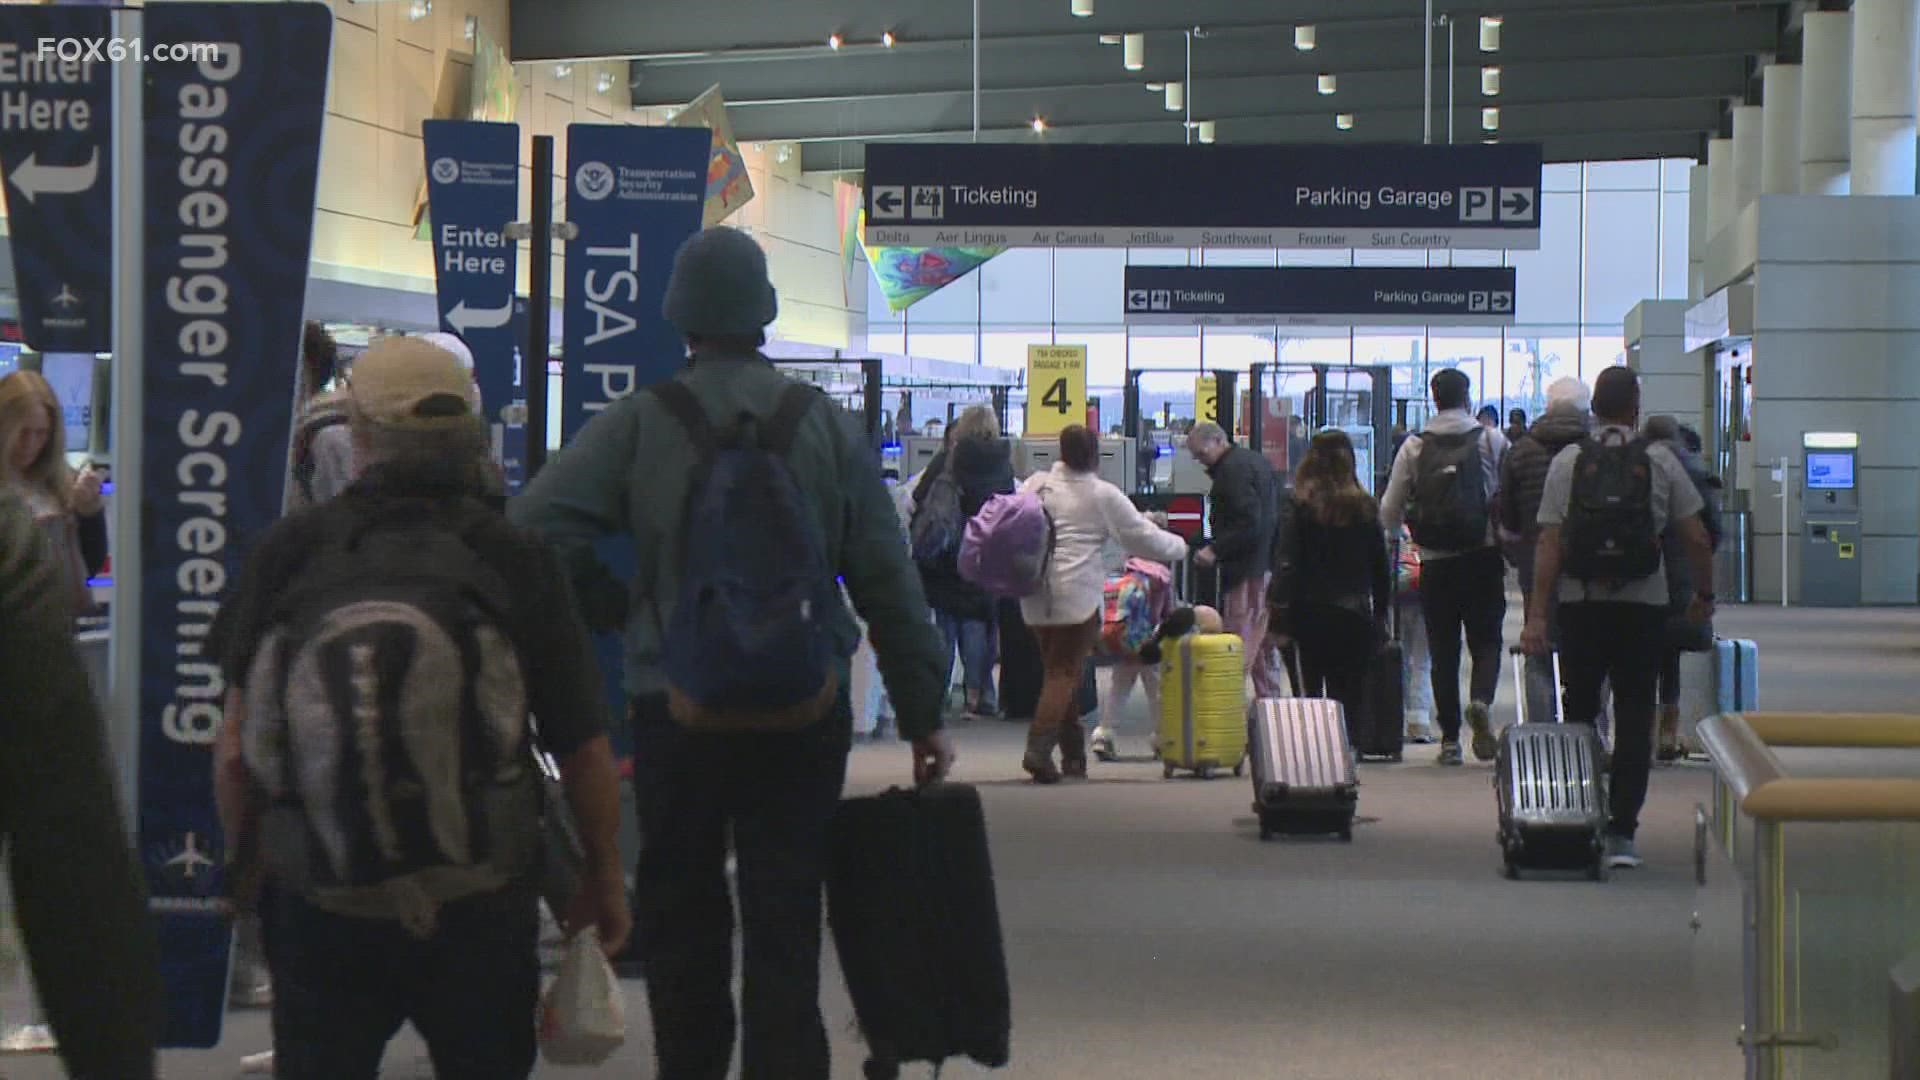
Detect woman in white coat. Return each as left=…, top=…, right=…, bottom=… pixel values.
left=1020, top=425, right=1188, bottom=783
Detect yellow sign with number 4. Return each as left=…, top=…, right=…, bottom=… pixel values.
left=1025, top=345, right=1087, bottom=436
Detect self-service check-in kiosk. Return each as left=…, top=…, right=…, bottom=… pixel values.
left=1799, top=431, right=1861, bottom=606
left=1022, top=437, right=1136, bottom=492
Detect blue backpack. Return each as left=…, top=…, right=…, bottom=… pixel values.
left=651, top=379, right=841, bottom=731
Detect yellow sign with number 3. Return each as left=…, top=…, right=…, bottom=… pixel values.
left=1195, top=376, right=1219, bottom=426
left=1026, top=345, right=1087, bottom=436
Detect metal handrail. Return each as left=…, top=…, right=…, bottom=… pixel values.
left=1700, top=712, right=1920, bottom=821
left=1699, top=710, right=1920, bottom=1078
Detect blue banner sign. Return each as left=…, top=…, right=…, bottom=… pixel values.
left=558, top=123, right=709, bottom=442
left=865, top=142, right=1543, bottom=251
left=0, top=5, right=112, bottom=352
left=141, top=1, right=331, bottom=1048
left=423, top=119, right=523, bottom=478
left=1123, top=265, right=1518, bottom=327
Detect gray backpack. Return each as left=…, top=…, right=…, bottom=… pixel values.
left=242, top=511, right=539, bottom=935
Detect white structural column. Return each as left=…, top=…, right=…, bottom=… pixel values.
left=1707, top=137, right=1735, bottom=238
left=1731, top=105, right=1765, bottom=213
left=1761, top=65, right=1803, bottom=194
left=1800, top=10, right=1853, bottom=194
left=1850, top=0, right=1919, bottom=195
left=1687, top=164, right=1709, bottom=301
left=1625, top=301, right=1701, bottom=433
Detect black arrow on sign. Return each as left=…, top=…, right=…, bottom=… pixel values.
left=875, top=189, right=903, bottom=216
left=1501, top=190, right=1532, bottom=218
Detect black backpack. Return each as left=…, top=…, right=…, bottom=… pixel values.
left=1406, top=428, right=1488, bottom=551
left=1561, top=430, right=1662, bottom=583
left=652, top=379, right=843, bottom=732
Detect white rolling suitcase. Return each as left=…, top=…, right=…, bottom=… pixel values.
left=1248, top=698, right=1358, bottom=842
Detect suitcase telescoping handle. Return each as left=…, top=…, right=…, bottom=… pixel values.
left=1508, top=645, right=1563, bottom=725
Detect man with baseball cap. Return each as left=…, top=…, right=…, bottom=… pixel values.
left=512, top=226, right=952, bottom=1079
left=210, top=336, right=627, bottom=1078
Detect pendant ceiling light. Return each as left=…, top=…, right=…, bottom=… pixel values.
left=1123, top=32, right=1144, bottom=70
left=1294, top=25, right=1316, bottom=51
left=1318, top=74, right=1337, bottom=95
left=1479, top=15, right=1502, bottom=52
left=1072, top=0, right=1095, bottom=16
left=1481, top=65, right=1501, bottom=96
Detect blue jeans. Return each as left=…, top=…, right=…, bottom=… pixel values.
left=934, top=609, right=998, bottom=712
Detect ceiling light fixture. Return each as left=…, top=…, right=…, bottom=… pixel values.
left=1197, top=120, right=1216, bottom=144
left=776, top=143, right=794, bottom=164
left=553, top=62, right=573, bottom=78
left=1481, top=65, right=1501, bottom=96
left=1317, top=73, right=1337, bottom=95
left=1294, top=25, right=1316, bottom=51
left=1123, top=32, right=1144, bottom=70
left=882, top=30, right=896, bottom=47
left=1145, top=81, right=1165, bottom=91
left=1072, top=0, right=1095, bottom=16
left=828, top=32, right=843, bottom=50
left=1336, top=112, right=1354, bottom=130
left=596, top=71, right=614, bottom=94
left=1479, top=15, right=1501, bottom=52
left=1481, top=106, right=1500, bottom=131
left=1164, top=80, right=1184, bottom=112
left=407, top=0, right=430, bottom=21
left=463, top=14, right=476, bottom=41
left=1032, top=116, right=1048, bottom=134
left=1098, top=34, right=1122, bottom=45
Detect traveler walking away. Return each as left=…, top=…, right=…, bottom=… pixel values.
left=510, top=226, right=952, bottom=1080
left=1019, top=425, right=1187, bottom=784
left=1497, top=377, right=1592, bottom=731
left=1643, top=415, right=1724, bottom=760
left=1477, top=405, right=1501, bottom=431
left=0, top=371, right=107, bottom=621
left=0, top=490, right=162, bottom=1079
left=1393, top=527, right=1439, bottom=743
left=1505, top=407, right=1529, bottom=447
left=1185, top=421, right=1284, bottom=698
left=286, top=321, right=356, bottom=511
left=212, top=337, right=630, bottom=1080
left=1269, top=430, right=1392, bottom=750
left=1382, top=369, right=1510, bottom=766
left=1520, top=367, right=1715, bottom=870
left=1090, top=556, right=1176, bottom=760
left=912, top=406, right=1015, bottom=720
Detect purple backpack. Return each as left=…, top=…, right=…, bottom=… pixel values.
left=958, top=489, right=1054, bottom=598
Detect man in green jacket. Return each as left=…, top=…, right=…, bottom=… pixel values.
left=0, top=491, right=161, bottom=1079
left=511, top=226, right=951, bottom=1080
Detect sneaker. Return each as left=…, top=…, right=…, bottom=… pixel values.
left=1437, top=741, right=1464, bottom=766
left=1465, top=702, right=1497, bottom=762
left=0, top=1024, right=56, bottom=1054
left=1604, top=835, right=1644, bottom=869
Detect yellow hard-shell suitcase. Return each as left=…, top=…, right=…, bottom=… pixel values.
left=1155, top=633, right=1248, bottom=779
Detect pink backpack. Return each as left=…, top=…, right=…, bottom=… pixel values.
left=957, top=490, right=1054, bottom=598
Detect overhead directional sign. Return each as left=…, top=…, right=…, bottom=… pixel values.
left=865, top=142, right=1543, bottom=251
left=1123, top=265, right=1518, bottom=327
left=0, top=5, right=113, bottom=351
left=423, top=119, right=521, bottom=474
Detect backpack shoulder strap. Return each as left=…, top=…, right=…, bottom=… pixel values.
left=760, top=382, right=824, bottom=457
left=650, top=379, right=717, bottom=460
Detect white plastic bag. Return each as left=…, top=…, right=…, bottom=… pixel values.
left=538, top=927, right=627, bottom=1066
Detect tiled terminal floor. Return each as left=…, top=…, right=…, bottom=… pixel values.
left=5, top=604, right=1915, bottom=1078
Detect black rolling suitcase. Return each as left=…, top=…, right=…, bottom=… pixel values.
left=827, top=783, right=1012, bottom=1079
left=1353, top=592, right=1405, bottom=760
left=1495, top=647, right=1609, bottom=881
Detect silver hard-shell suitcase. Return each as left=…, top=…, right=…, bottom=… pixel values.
left=1249, top=698, right=1359, bottom=842
left=1495, top=648, right=1608, bottom=880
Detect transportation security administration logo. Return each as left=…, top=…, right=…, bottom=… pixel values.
left=575, top=161, right=615, bottom=201
left=430, top=156, right=460, bottom=184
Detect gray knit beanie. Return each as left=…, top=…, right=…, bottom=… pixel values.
left=661, top=226, right=779, bottom=336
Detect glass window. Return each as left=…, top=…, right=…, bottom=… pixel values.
left=1054, top=248, right=1125, bottom=328
left=1584, top=189, right=1659, bottom=326
left=1659, top=191, right=1690, bottom=300
left=1428, top=330, right=1503, bottom=413
left=1199, top=329, right=1276, bottom=372
left=1354, top=248, right=1430, bottom=267
left=980, top=248, right=1053, bottom=329
left=981, top=329, right=1052, bottom=371
left=1585, top=159, right=1660, bottom=191
left=1581, top=334, right=1626, bottom=384
left=902, top=266, right=980, bottom=331
left=1508, top=190, right=1580, bottom=325
left=1080, top=331, right=1128, bottom=390
left=1277, top=330, right=1353, bottom=367
left=1661, top=158, right=1696, bottom=193
left=1128, top=326, right=1202, bottom=372
left=1201, top=248, right=1279, bottom=267
left=1543, top=162, right=1582, bottom=192
left=1277, top=248, right=1353, bottom=267
left=1127, top=247, right=1191, bottom=267
left=1446, top=249, right=1505, bottom=267
left=905, top=331, right=977, bottom=365
left=1503, top=327, right=1581, bottom=421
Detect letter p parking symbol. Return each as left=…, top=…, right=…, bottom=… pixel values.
left=1460, top=187, right=1494, bottom=222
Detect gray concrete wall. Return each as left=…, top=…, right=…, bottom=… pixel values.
left=1625, top=299, right=1703, bottom=434
left=1744, top=195, right=1920, bottom=604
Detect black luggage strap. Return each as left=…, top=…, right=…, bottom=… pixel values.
left=760, top=382, right=823, bottom=456
left=648, top=380, right=716, bottom=460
